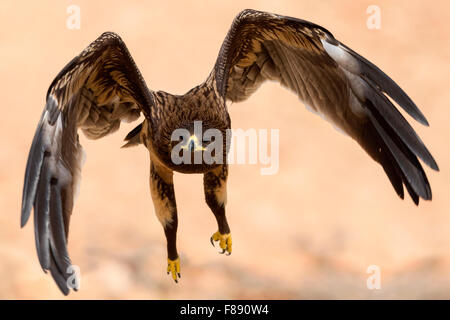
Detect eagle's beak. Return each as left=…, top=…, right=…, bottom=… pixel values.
left=181, top=135, right=206, bottom=152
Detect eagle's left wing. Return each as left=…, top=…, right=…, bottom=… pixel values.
left=213, top=9, right=438, bottom=204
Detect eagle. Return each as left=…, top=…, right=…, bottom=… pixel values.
left=21, top=9, right=438, bottom=294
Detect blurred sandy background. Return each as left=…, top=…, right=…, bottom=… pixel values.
left=0, top=0, right=449, bottom=299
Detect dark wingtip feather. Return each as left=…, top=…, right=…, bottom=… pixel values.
left=22, top=97, right=78, bottom=295
left=382, top=161, right=404, bottom=200
left=22, top=98, right=60, bottom=227
left=48, top=251, right=80, bottom=295
left=21, top=121, right=46, bottom=227
left=49, top=183, right=73, bottom=278
left=420, top=117, right=430, bottom=127
left=121, top=122, right=143, bottom=148
left=49, top=255, right=70, bottom=295
left=358, top=119, right=429, bottom=205
left=361, top=78, right=438, bottom=172
left=33, top=158, right=52, bottom=271
left=367, top=104, right=432, bottom=202
left=339, top=42, right=430, bottom=127
left=405, top=180, right=420, bottom=205
left=430, top=159, right=440, bottom=172
left=20, top=214, right=29, bottom=228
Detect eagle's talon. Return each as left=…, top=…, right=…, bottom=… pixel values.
left=210, top=231, right=232, bottom=255
left=167, top=257, right=181, bottom=282
left=210, top=237, right=215, bottom=247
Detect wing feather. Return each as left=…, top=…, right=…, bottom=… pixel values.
left=213, top=9, right=438, bottom=203
left=337, top=42, right=429, bottom=126
left=21, top=32, right=154, bottom=294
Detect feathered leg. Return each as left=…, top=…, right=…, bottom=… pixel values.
left=149, top=161, right=180, bottom=282
left=204, top=165, right=232, bottom=255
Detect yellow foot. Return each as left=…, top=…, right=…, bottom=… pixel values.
left=210, top=231, right=232, bottom=255
left=167, top=257, right=181, bottom=283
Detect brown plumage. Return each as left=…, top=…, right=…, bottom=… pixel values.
left=21, top=9, right=438, bottom=294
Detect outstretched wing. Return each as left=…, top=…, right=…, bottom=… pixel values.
left=213, top=9, right=438, bottom=204
left=21, top=32, right=154, bottom=294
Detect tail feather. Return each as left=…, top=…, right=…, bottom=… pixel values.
left=380, top=150, right=404, bottom=200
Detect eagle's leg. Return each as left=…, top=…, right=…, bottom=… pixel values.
left=149, top=161, right=180, bottom=282
left=204, top=164, right=232, bottom=255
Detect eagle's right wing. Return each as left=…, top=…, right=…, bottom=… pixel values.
left=21, top=32, right=155, bottom=294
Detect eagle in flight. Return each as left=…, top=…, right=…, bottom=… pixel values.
left=21, top=9, right=438, bottom=294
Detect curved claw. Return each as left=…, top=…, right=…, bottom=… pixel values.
left=210, top=236, right=215, bottom=247
left=167, top=258, right=181, bottom=283
left=210, top=231, right=232, bottom=255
